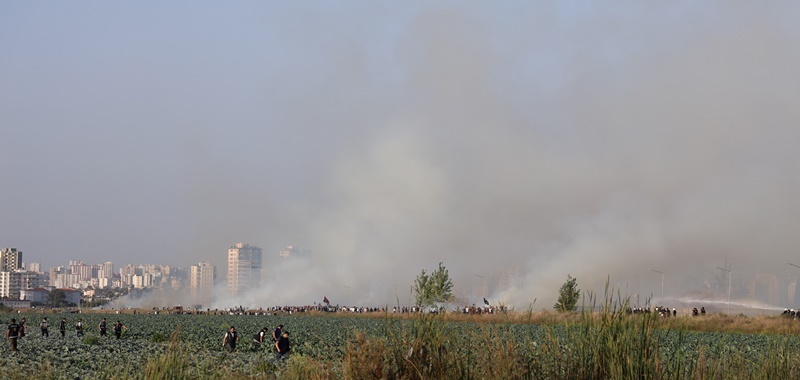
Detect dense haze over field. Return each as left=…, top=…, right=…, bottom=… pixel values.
left=2, top=2, right=800, bottom=309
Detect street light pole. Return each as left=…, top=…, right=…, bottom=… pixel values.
left=787, top=263, right=800, bottom=308
left=649, top=269, right=664, bottom=301
left=717, top=267, right=732, bottom=315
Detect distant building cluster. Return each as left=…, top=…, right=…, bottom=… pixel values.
left=46, top=261, right=187, bottom=291
left=118, top=263, right=187, bottom=289
left=0, top=248, right=45, bottom=300
left=0, top=243, right=312, bottom=309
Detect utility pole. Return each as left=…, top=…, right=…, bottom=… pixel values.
left=787, top=263, right=800, bottom=308
left=717, top=267, right=732, bottom=315
left=649, top=269, right=664, bottom=301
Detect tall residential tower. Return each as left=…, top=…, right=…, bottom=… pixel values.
left=1, top=248, right=23, bottom=272
left=227, top=243, right=262, bottom=296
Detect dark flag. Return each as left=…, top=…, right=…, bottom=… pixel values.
left=483, top=297, right=489, bottom=306
left=324, top=296, right=330, bottom=305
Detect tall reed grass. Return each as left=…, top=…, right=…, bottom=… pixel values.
left=336, top=285, right=800, bottom=380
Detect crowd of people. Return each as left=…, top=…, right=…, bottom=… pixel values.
left=4, top=316, right=127, bottom=352
left=625, top=306, right=707, bottom=317
left=655, top=306, right=677, bottom=317
left=140, top=305, right=383, bottom=315
left=5, top=313, right=290, bottom=360
left=4, top=314, right=291, bottom=361
left=138, top=303, right=516, bottom=316
left=460, top=305, right=509, bottom=314
left=781, top=309, right=800, bottom=317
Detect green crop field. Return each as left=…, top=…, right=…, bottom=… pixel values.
left=2, top=308, right=800, bottom=379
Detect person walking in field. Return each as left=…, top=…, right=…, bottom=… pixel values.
left=18, top=318, right=26, bottom=338
left=76, top=318, right=84, bottom=337
left=113, top=321, right=127, bottom=339
left=59, top=318, right=67, bottom=338
left=253, top=327, right=268, bottom=347
left=7, top=318, right=20, bottom=352
left=275, top=331, right=290, bottom=361
left=98, top=318, right=108, bottom=336
left=222, top=326, right=238, bottom=352
left=272, top=324, right=283, bottom=342
left=40, top=317, right=49, bottom=337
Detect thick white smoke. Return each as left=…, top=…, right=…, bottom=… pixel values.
left=4, top=3, right=800, bottom=310
left=189, top=4, right=800, bottom=310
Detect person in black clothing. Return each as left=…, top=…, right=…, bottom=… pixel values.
left=113, top=321, right=127, bottom=339
left=275, top=331, right=290, bottom=361
left=222, top=326, right=238, bottom=352
left=98, top=318, right=108, bottom=336
left=272, top=324, right=283, bottom=342
left=59, top=318, right=67, bottom=338
left=253, top=327, right=268, bottom=347
left=18, top=318, right=26, bottom=338
left=7, top=318, right=20, bottom=351
left=40, top=317, right=49, bottom=337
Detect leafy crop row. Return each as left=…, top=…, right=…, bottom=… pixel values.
left=2, top=310, right=800, bottom=379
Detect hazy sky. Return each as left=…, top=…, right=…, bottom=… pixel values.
left=2, top=2, right=800, bottom=307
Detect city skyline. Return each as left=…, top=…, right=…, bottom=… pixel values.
left=4, top=243, right=800, bottom=312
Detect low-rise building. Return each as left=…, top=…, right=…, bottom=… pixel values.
left=58, top=288, right=82, bottom=306
left=20, top=287, right=50, bottom=304
left=0, top=299, right=31, bottom=308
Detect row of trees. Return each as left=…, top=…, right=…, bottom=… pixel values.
left=412, top=262, right=580, bottom=312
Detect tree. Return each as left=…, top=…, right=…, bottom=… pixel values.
left=554, top=274, right=581, bottom=312
left=48, top=289, right=68, bottom=308
left=414, top=262, right=454, bottom=306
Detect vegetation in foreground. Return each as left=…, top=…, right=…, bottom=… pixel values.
left=3, top=296, right=800, bottom=379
